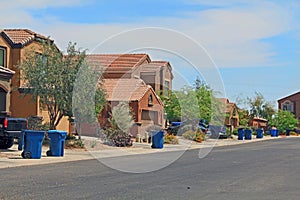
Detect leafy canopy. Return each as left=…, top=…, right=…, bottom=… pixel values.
left=20, top=39, right=106, bottom=130
left=268, top=110, right=298, bottom=133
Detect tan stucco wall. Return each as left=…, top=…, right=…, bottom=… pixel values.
left=41, top=110, right=70, bottom=132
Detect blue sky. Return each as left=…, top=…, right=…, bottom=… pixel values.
left=1, top=0, right=299, bottom=109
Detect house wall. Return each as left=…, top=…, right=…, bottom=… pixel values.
left=41, top=110, right=69, bottom=132
left=99, top=89, right=163, bottom=137
left=133, top=64, right=173, bottom=95
left=9, top=42, right=40, bottom=118
left=278, top=92, right=300, bottom=128
left=0, top=37, right=12, bottom=114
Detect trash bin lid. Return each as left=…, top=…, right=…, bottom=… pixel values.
left=48, top=130, right=67, bottom=137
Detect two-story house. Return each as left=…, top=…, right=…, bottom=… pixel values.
left=86, top=54, right=173, bottom=96
left=85, top=54, right=173, bottom=137
left=0, top=29, right=69, bottom=131
left=218, top=98, right=239, bottom=131
left=278, top=91, right=300, bottom=128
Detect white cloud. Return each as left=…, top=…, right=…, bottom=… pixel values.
left=0, top=0, right=297, bottom=68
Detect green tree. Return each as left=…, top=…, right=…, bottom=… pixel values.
left=72, top=61, right=106, bottom=138
left=176, top=86, right=200, bottom=121
left=160, top=78, right=224, bottom=124
left=20, top=39, right=106, bottom=130
left=248, top=92, right=275, bottom=120
left=268, top=110, right=298, bottom=133
left=159, top=91, right=181, bottom=122
left=238, top=109, right=250, bottom=127
left=109, top=101, right=134, bottom=132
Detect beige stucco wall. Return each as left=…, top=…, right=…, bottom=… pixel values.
left=41, top=110, right=70, bottom=132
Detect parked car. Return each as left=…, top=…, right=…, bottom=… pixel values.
left=167, top=119, right=210, bottom=136
left=167, top=121, right=189, bottom=136
left=0, top=116, right=28, bottom=149
left=207, top=125, right=227, bottom=139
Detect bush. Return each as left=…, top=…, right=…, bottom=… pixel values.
left=27, top=116, right=50, bottom=131
left=290, top=131, right=299, bottom=136
left=104, top=128, right=132, bottom=147
left=226, top=129, right=233, bottom=138
left=232, top=128, right=238, bottom=136
left=164, top=134, right=179, bottom=144
left=65, top=139, right=85, bottom=149
left=182, top=130, right=206, bottom=143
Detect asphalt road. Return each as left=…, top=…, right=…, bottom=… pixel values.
left=1, top=138, right=300, bottom=200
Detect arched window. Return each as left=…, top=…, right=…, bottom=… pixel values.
left=282, top=100, right=293, bottom=112
left=0, top=87, right=7, bottom=112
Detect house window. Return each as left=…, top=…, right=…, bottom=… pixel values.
left=164, top=80, right=170, bottom=96
left=282, top=101, right=293, bottom=112
left=0, top=47, right=6, bottom=67
left=0, top=87, right=7, bottom=112
left=148, top=94, right=153, bottom=106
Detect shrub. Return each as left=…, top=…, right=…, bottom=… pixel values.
left=226, top=129, right=233, bottom=138
left=65, top=139, right=85, bottom=149
left=104, top=128, right=132, bottom=147
left=164, top=134, right=179, bottom=144
left=28, top=116, right=50, bottom=131
left=290, top=131, right=298, bottom=136
left=182, top=130, right=206, bottom=143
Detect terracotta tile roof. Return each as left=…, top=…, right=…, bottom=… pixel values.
left=217, top=98, right=237, bottom=113
left=1, top=29, right=50, bottom=48
left=103, top=78, right=157, bottom=102
left=252, top=116, right=268, bottom=122
left=86, top=54, right=151, bottom=74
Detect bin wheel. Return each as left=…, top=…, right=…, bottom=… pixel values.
left=22, top=151, right=32, bottom=159
left=46, top=150, right=52, bottom=156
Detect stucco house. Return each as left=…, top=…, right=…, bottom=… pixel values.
left=100, top=78, right=164, bottom=137
left=218, top=98, right=239, bottom=130
left=86, top=54, right=173, bottom=96
left=278, top=91, right=300, bottom=128
left=1, top=29, right=173, bottom=136
left=0, top=29, right=69, bottom=131
left=248, top=116, right=268, bottom=130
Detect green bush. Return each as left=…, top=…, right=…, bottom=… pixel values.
left=226, top=128, right=233, bottom=138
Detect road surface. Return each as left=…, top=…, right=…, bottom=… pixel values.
left=1, top=137, right=299, bottom=200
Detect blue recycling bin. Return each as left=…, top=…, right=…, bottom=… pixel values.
left=256, top=128, right=264, bottom=139
left=244, top=129, right=252, bottom=140
left=238, top=128, right=244, bottom=140
left=286, top=129, right=291, bottom=136
left=151, top=130, right=164, bottom=149
left=21, top=130, right=45, bottom=159
left=270, top=129, right=278, bottom=137
left=47, top=130, right=67, bottom=156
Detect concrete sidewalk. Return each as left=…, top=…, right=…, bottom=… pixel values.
left=0, top=135, right=292, bottom=169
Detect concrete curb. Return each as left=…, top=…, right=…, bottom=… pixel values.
left=0, top=135, right=297, bottom=169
